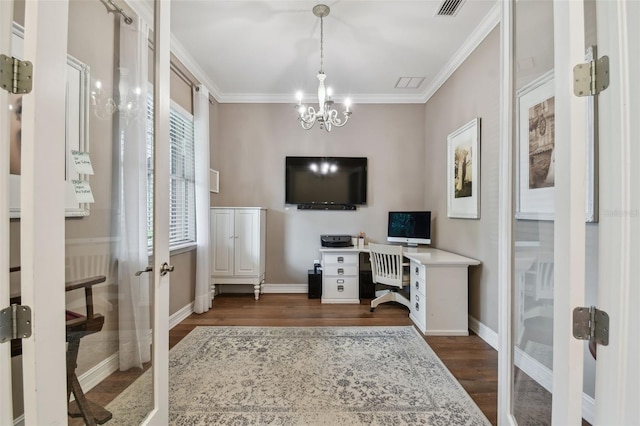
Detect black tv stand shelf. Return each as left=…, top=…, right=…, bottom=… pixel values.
left=297, top=204, right=357, bottom=211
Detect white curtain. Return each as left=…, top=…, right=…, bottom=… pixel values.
left=193, top=85, right=212, bottom=313
left=115, top=16, right=151, bottom=370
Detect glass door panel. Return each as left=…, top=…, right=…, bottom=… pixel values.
left=512, top=1, right=555, bottom=421
left=65, top=1, right=156, bottom=424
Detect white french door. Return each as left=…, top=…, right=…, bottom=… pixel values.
left=500, top=0, right=639, bottom=424
left=0, top=0, right=171, bottom=424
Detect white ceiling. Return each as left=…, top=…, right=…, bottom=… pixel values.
left=168, top=0, right=500, bottom=104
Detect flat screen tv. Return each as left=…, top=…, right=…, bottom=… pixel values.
left=285, top=156, right=367, bottom=207
left=387, top=211, right=431, bottom=246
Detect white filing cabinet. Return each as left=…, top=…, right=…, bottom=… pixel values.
left=407, top=255, right=473, bottom=336
left=321, top=250, right=360, bottom=303
left=210, top=207, right=266, bottom=300
left=409, top=260, right=427, bottom=333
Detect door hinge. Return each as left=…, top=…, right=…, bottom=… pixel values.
left=572, top=306, right=609, bottom=346
left=0, top=304, right=32, bottom=343
left=573, top=49, right=609, bottom=97
left=0, top=54, right=33, bottom=94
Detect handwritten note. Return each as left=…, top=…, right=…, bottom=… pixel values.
left=71, top=150, right=94, bottom=175
left=72, top=180, right=95, bottom=203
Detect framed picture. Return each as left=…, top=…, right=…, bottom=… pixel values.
left=9, top=23, right=91, bottom=218
left=447, top=118, right=480, bottom=219
left=516, top=71, right=555, bottom=220
left=209, top=169, right=219, bottom=193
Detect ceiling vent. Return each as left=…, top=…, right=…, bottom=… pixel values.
left=395, top=77, right=425, bottom=89
left=435, top=0, right=466, bottom=17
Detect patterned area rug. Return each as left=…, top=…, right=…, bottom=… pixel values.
left=106, top=326, right=490, bottom=425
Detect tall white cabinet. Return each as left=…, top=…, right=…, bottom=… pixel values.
left=210, top=207, right=267, bottom=300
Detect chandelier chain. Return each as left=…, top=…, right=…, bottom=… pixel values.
left=319, top=16, right=324, bottom=73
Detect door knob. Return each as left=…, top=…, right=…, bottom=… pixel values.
left=135, top=266, right=153, bottom=276
left=160, top=262, right=175, bottom=276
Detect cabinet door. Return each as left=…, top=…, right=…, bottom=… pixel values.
left=211, top=209, right=234, bottom=276
left=233, top=209, right=260, bottom=276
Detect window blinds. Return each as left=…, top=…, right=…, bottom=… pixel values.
left=146, top=94, right=196, bottom=249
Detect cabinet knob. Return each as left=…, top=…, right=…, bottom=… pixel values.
left=337, top=268, right=344, bottom=274
left=337, top=256, right=344, bottom=263
left=415, top=266, right=419, bottom=274
left=415, top=294, right=420, bottom=302
left=337, top=285, right=344, bottom=292
left=415, top=302, right=420, bottom=311
left=337, top=279, right=345, bottom=284
left=415, top=281, right=419, bottom=289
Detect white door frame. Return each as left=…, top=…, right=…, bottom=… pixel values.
left=144, top=0, right=171, bottom=424
left=551, top=0, right=588, bottom=422
left=594, top=1, right=640, bottom=423
left=0, top=1, right=15, bottom=424
left=19, top=1, right=70, bottom=423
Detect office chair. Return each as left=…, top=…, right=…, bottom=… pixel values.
left=9, top=267, right=112, bottom=425
left=368, top=243, right=411, bottom=312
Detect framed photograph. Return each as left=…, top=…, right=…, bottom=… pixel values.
left=516, top=71, right=555, bottom=220
left=209, top=169, right=219, bottom=193
left=447, top=118, right=480, bottom=219
left=9, top=23, right=90, bottom=218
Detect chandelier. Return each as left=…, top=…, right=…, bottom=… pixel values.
left=296, top=4, right=352, bottom=132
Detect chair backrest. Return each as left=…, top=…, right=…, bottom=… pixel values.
left=369, top=243, right=405, bottom=289
left=534, top=254, right=554, bottom=301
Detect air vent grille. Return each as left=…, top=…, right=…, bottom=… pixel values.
left=436, top=0, right=466, bottom=16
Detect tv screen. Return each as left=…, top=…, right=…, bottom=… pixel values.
left=387, top=211, right=431, bottom=246
left=285, top=157, right=367, bottom=206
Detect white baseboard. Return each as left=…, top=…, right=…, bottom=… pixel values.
left=468, top=315, right=499, bottom=350
left=170, top=302, right=194, bottom=329
left=468, top=315, right=595, bottom=424
left=78, top=351, right=120, bottom=394
left=261, top=283, right=307, bottom=293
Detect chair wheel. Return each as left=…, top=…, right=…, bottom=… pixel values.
left=370, top=308, right=375, bottom=312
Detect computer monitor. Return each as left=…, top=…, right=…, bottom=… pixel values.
left=387, top=211, right=431, bottom=246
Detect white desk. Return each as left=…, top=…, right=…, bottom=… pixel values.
left=319, top=246, right=480, bottom=336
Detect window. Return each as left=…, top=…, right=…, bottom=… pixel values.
left=146, top=95, right=196, bottom=250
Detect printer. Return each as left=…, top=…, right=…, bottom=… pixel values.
left=320, top=234, right=353, bottom=248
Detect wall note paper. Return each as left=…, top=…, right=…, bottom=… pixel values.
left=72, top=180, right=95, bottom=203
left=71, top=150, right=94, bottom=175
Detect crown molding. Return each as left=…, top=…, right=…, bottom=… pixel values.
left=215, top=92, right=429, bottom=104
left=421, top=1, right=501, bottom=103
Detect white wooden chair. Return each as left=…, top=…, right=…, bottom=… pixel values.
left=368, top=243, right=411, bottom=312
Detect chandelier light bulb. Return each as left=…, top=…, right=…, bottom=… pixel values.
left=295, top=4, right=352, bottom=132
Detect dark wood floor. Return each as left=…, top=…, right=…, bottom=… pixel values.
left=73, top=293, right=498, bottom=425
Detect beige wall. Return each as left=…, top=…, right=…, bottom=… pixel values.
left=424, top=27, right=501, bottom=331
left=211, top=103, right=426, bottom=284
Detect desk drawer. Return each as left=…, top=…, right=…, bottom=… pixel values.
left=412, top=275, right=425, bottom=295
left=411, top=261, right=426, bottom=281
left=324, top=265, right=358, bottom=277
left=324, top=253, right=358, bottom=265
left=410, top=289, right=427, bottom=332
left=323, top=276, right=358, bottom=299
